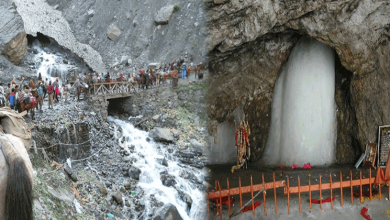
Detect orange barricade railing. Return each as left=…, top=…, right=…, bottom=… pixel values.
left=207, top=169, right=383, bottom=219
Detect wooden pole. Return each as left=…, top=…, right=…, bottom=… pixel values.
left=340, top=171, right=343, bottom=206
left=273, top=172, right=277, bottom=214
left=369, top=168, right=372, bottom=201
left=262, top=173, right=267, bottom=216
left=218, top=181, right=223, bottom=220
left=287, top=176, right=290, bottom=214
left=360, top=171, right=363, bottom=204
left=251, top=176, right=255, bottom=217
left=207, top=184, right=210, bottom=220
left=227, top=178, right=231, bottom=216
left=350, top=170, right=353, bottom=204
left=319, top=175, right=323, bottom=210
left=298, top=176, right=301, bottom=213
left=330, top=174, right=333, bottom=210
left=309, top=177, right=312, bottom=209
left=239, top=177, right=243, bottom=213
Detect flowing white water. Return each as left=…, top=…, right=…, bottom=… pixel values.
left=109, top=117, right=207, bottom=220
left=32, top=41, right=77, bottom=84
left=263, top=38, right=336, bottom=166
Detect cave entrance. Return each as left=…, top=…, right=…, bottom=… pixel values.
left=27, top=32, right=51, bottom=45
left=260, top=37, right=359, bottom=166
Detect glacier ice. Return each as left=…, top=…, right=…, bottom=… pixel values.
left=262, top=38, right=336, bottom=166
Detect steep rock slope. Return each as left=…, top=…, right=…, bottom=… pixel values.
left=45, top=0, right=208, bottom=69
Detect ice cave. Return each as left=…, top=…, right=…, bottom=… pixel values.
left=262, top=38, right=337, bottom=166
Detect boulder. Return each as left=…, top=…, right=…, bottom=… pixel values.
left=162, top=157, right=168, bottom=167
left=112, top=191, right=123, bottom=205
left=178, top=150, right=195, bottom=158
left=153, top=203, right=183, bottom=220
left=189, top=139, right=203, bottom=155
left=0, top=2, right=27, bottom=65
left=99, top=187, right=108, bottom=195
left=152, top=114, right=161, bottom=122
left=149, top=127, right=174, bottom=142
left=175, top=188, right=192, bottom=211
left=160, top=174, right=176, bottom=187
left=214, top=0, right=230, bottom=4
left=107, top=24, right=121, bottom=41
left=155, top=5, right=175, bottom=25
left=123, top=181, right=131, bottom=190
left=128, top=166, right=142, bottom=180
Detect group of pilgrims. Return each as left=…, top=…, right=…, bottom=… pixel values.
left=0, top=59, right=203, bottom=112
left=0, top=73, right=69, bottom=111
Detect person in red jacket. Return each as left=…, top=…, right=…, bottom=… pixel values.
left=47, top=81, right=54, bottom=109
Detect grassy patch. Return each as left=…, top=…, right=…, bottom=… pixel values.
left=32, top=155, right=95, bottom=219
left=173, top=3, right=181, bottom=12
left=78, top=169, right=98, bottom=184
left=177, top=81, right=208, bottom=93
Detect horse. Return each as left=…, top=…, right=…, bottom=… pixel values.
left=31, top=90, right=43, bottom=112
left=0, top=133, right=34, bottom=220
left=196, top=63, right=205, bottom=79
left=139, top=72, right=148, bottom=90
left=186, top=66, right=196, bottom=78
left=75, top=84, right=89, bottom=101
left=161, top=70, right=179, bottom=86
left=149, top=73, right=157, bottom=87
left=132, top=75, right=142, bottom=89
left=17, top=95, right=38, bottom=120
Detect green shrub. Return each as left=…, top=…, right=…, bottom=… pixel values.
left=174, top=3, right=181, bottom=12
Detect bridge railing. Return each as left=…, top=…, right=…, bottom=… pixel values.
left=93, top=81, right=133, bottom=98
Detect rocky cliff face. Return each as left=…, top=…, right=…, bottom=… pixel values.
left=43, top=0, right=208, bottom=70
left=0, top=0, right=27, bottom=65
left=206, top=0, right=390, bottom=164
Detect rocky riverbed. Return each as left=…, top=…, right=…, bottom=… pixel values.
left=26, top=75, right=210, bottom=219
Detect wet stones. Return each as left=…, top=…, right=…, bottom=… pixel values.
left=175, top=187, right=192, bottom=211
left=178, top=149, right=196, bottom=158
left=162, top=157, right=168, bottom=167
left=128, top=166, right=142, bottom=180
left=160, top=173, right=177, bottom=187
left=153, top=203, right=183, bottom=220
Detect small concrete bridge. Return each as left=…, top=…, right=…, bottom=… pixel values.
left=89, top=81, right=134, bottom=120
